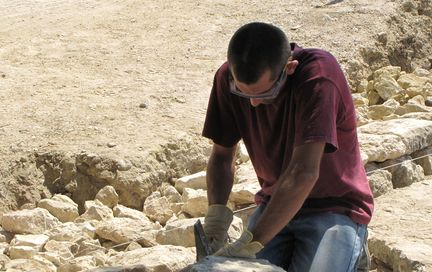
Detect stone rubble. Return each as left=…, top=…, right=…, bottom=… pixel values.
left=0, top=66, right=430, bottom=271
left=369, top=180, right=432, bottom=271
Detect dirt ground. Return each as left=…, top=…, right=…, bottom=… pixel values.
left=0, top=0, right=431, bottom=212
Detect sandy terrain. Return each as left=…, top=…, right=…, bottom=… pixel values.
left=0, top=0, right=396, bottom=157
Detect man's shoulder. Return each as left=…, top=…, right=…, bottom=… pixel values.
left=295, top=46, right=337, bottom=65
left=292, top=44, right=343, bottom=81
left=217, top=61, right=230, bottom=75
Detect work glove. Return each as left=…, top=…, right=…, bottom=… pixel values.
left=203, top=204, right=233, bottom=253
left=214, top=229, right=264, bottom=258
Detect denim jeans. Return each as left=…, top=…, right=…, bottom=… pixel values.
left=248, top=204, right=368, bottom=272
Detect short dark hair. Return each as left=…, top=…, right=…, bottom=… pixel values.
left=227, top=22, right=291, bottom=84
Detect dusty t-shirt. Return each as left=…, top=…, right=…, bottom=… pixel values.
left=202, top=43, right=373, bottom=225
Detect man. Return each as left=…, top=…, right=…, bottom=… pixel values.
left=201, top=22, right=374, bottom=271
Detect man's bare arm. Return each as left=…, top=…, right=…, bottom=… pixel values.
left=251, top=141, right=326, bottom=245
left=206, top=143, right=237, bottom=205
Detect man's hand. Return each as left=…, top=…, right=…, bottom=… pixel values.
left=214, top=229, right=264, bottom=258
left=203, top=205, right=234, bottom=253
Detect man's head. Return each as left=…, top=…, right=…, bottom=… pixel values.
left=228, top=22, right=290, bottom=83
left=227, top=22, right=298, bottom=106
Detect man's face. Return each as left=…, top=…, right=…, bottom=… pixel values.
left=230, top=67, right=287, bottom=107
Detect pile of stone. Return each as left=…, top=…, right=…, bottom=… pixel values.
left=354, top=66, right=432, bottom=126
left=0, top=149, right=261, bottom=271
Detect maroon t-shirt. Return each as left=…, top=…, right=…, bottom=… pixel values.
left=202, top=43, right=373, bottom=225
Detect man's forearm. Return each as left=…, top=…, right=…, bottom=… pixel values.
left=206, top=144, right=237, bottom=205
left=251, top=170, right=317, bottom=245
left=251, top=141, right=325, bottom=245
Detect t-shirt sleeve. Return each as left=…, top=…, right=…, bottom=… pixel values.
left=202, top=66, right=241, bottom=148
left=294, top=78, right=343, bottom=153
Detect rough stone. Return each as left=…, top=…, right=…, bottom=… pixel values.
left=89, top=264, right=149, bottom=272
left=161, top=185, right=182, bottom=203
left=143, top=191, right=174, bottom=225
left=125, top=241, right=142, bottom=251
left=373, top=70, right=404, bottom=101
left=235, top=160, right=258, bottom=184
left=10, top=234, right=49, bottom=251
left=378, top=158, right=425, bottom=188
left=95, top=185, right=119, bottom=208
left=412, top=147, right=432, bottom=175
left=113, top=205, right=151, bottom=222
left=9, top=245, right=38, bottom=259
left=156, top=216, right=242, bottom=248
left=175, top=171, right=207, bottom=193
left=38, top=194, right=79, bottom=223
left=45, top=221, right=96, bottom=241
left=358, top=119, right=432, bottom=156
left=5, top=258, right=56, bottom=272
left=106, top=245, right=195, bottom=271
left=237, top=142, right=250, bottom=163
left=395, top=102, right=430, bottom=116
left=1, top=208, right=61, bottom=234
left=397, top=72, right=431, bottom=91
left=366, top=89, right=381, bottom=106
left=0, top=228, right=14, bottom=244
left=373, top=66, right=402, bottom=80
left=75, top=240, right=107, bottom=266
left=0, top=254, right=10, bottom=270
left=75, top=200, right=114, bottom=222
left=356, top=106, right=371, bottom=126
left=57, top=255, right=97, bottom=272
left=36, top=251, right=69, bottom=267
left=43, top=240, right=76, bottom=262
left=367, top=104, right=396, bottom=120
left=156, top=217, right=198, bottom=247
left=185, top=256, right=286, bottom=272
left=0, top=242, right=9, bottom=255
left=229, top=180, right=260, bottom=207
left=96, top=217, right=159, bottom=247
left=181, top=188, right=208, bottom=218
left=358, top=132, right=407, bottom=163
left=366, top=169, right=393, bottom=197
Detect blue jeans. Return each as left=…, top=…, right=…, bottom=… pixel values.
left=248, top=204, right=367, bottom=272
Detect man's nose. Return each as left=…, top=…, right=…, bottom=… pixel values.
left=250, top=98, right=262, bottom=107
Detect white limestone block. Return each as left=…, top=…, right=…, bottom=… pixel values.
left=38, top=195, right=79, bottom=223
left=175, top=171, right=207, bottom=193
left=181, top=188, right=208, bottom=217
left=75, top=200, right=114, bottom=223
left=143, top=191, right=174, bottom=225
left=5, top=258, right=56, bottom=272
left=106, top=245, right=195, bottom=271
left=1, top=208, right=61, bottom=234
left=113, top=204, right=150, bottom=222
left=95, top=186, right=119, bottom=208
left=96, top=217, right=159, bottom=247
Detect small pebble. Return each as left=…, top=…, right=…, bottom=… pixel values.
left=139, top=103, right=148, bottom=109
left=290, top=25, right=302, bottom=30
left=425, top=99, right=432, bottom=107
left=107, top=142, right=117, bottom=148
left=116, top=159, right=132, bottom=171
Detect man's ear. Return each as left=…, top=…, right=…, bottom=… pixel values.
left=286, top=60, right=299, bottom=75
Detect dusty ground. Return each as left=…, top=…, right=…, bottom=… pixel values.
left=0, top=0, right=431, bottom=211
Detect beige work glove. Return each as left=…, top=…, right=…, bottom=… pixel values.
left=203, top=204, right=234, bottom=253
left=214, top=229, right=264, bottom=258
